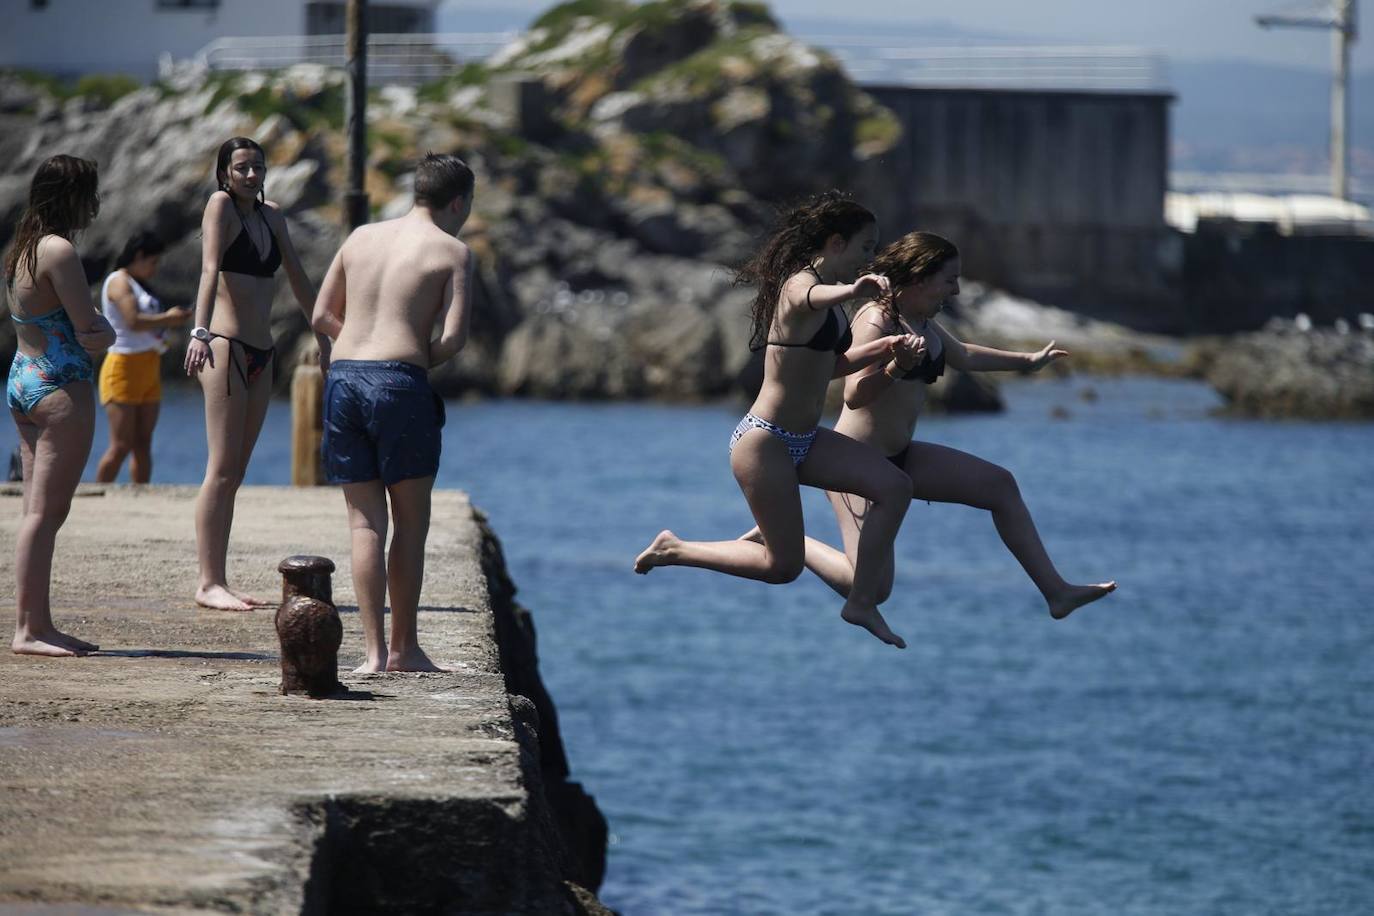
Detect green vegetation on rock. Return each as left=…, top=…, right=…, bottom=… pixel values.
left=636, top=26, right=771, bottom=93
left=2, top=68, right=141, bottom=107
left=416, top=62, right=490, bottom=104
left=856, top=110, right=901, bottom=151
left=530, top=0, right=633, bottom=36
left=203, top=71, right=343, bottom=131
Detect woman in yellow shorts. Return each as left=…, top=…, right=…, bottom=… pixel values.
left=95, top=231, right=191, bottom=482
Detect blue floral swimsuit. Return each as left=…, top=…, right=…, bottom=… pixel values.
left=6, top=308, right=94, bottom=414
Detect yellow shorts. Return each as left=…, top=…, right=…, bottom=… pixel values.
left=99, top=350, right=162, bottom=405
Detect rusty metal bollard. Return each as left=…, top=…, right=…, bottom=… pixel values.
left=276, top=555, right=345, bottom=698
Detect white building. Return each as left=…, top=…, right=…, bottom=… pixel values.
left=2, top=0, right=440, bottom=80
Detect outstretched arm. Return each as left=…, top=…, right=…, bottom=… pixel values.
left=934, top=321, right=1067, bottom=373
left=832, top=332, right=916, bottom=378
left=428, top=242, right=472, bottom=368
left=793, top=272, right=892, bottom=312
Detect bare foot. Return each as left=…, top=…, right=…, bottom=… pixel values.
left=229, top=587, right=275, bottom=608
left=634, top=530, right=681, bottom=574
left=1048, top=581, right=1117, bottom=620
left=353, top=657, right=387, bottom=674
left=196, top=584, right=253, bottom=612
left=840, top=603, right=907, bottom=649
left=386, top=646, right=448, bottom=673
left=12, top=632, right=84, bottom=657
left=54, top=631, right=99, bottom=652
left=737, top=526, right=763, bottom=544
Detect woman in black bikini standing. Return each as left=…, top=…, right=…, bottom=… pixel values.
left=635, top=192, right=924, bottom=648
left=184, top=137, right=324, bottom=611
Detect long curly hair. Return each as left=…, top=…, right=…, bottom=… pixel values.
left=736, top=190, right=876, bottom=349
left=869, top=231, right=958, bottom=320
left=4, top=155, right=100, bottom=289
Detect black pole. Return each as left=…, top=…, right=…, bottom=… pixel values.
left=344, top=0, right=369, bottom=230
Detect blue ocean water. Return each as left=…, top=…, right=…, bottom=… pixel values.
left=4, top=377, right=1372, bottom=915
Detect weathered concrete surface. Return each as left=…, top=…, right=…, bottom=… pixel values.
left=0, top=486, right=609, bottom=915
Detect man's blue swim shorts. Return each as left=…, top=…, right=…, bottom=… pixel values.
left=323, top=359, right=445, bottom=485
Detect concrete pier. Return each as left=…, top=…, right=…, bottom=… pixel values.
left=0, top=485, right=608, bottom=915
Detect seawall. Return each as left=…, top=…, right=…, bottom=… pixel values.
left=0, top=484, right=610, bottom=915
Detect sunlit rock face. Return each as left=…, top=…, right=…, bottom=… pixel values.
left=1, top=0, right=912, bottom=402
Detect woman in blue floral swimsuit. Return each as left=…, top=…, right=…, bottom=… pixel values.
left=5, top=154, right=116, bottom=657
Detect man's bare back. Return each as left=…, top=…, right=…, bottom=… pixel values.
left=318, top=211, right=471, bottom=369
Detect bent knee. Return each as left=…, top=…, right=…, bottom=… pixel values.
left=874, top=468, right=913, bottom=505
left=988, top=466, right=1020, bottom=502
left=762, top=556, right=805, bottom=585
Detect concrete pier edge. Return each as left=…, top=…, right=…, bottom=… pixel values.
left=0, top=484, right=612, bottom=915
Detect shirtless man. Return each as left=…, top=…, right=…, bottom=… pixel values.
left=311, top=153, right=474, bottom=672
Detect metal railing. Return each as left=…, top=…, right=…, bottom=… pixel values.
left=800, top=40, right=1170, bottom=92
left=1171, top=171, right=1372, bottom=205
left=198, top=32, right=518, bottom=84
left=197, top=32, right=1170, bottom=93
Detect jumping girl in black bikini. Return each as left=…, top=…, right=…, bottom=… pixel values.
left=764, top=230, right=1117, bottom=620
left=635, top=191, right=926, bottom=648
left=184, top=137, right=327, bottom=612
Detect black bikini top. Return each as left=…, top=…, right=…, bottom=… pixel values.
left=220, top=203, right=281, bottom=278
left=763, top=267, right=853, bottom=354
left=854, top=303, right=946, bottom=384
left=766, top=307, right=853, bottom=354
left=899, top=345, right=946, bottom=385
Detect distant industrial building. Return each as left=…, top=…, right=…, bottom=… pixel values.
left=812, top=42, right=1179, bottom=328
left=868, top=84, right=1175, bottom=328
left=1, top=0, right=440, bottom=80
left=827, top=40, right=1371, bottom=333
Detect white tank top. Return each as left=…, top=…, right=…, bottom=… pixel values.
left=101, top=270, right=165, bottom=354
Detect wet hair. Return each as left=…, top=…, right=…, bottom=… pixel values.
left=215, top=136, right=266, bottom=203
left=870, top=231, right=959, bottom=319
left=414, top=152, right=475, bottom=208
left=114, top=230, right=166, bottom=270
left=735, top=190, right=876, bottom=350
left=4, top=154, right=100, bottom=289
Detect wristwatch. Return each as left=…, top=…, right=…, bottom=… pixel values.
left=191, top=326, right=213, bottom=342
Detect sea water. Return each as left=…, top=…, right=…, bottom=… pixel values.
left=4, top=377, right=1371, bottom=915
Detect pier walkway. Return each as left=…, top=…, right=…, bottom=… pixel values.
left=0, top=485, right=606, bottom=915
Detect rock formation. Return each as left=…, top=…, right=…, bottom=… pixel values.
left=1, top=0, right=1215, bottom=415
left=0, top=0, right=918, bottom=405
left=1201, top=318, right=1374, bottom=419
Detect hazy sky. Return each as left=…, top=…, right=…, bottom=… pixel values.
left=441, top=0, right=1373, bottom=72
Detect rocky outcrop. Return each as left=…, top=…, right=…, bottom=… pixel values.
left=2, top=0, right=911, bottom=405
left=1201, top=319, right=1374, bottom=419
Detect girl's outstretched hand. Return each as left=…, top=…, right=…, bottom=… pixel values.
left=1029, top=340, right=1069, bottom=371
left=850, top=273, right=891, bottom=300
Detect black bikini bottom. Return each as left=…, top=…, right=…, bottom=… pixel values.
left=220, top=335, right=275, bottom=396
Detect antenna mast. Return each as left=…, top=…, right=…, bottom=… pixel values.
left=1256, top=0, right=1358, bottom=199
